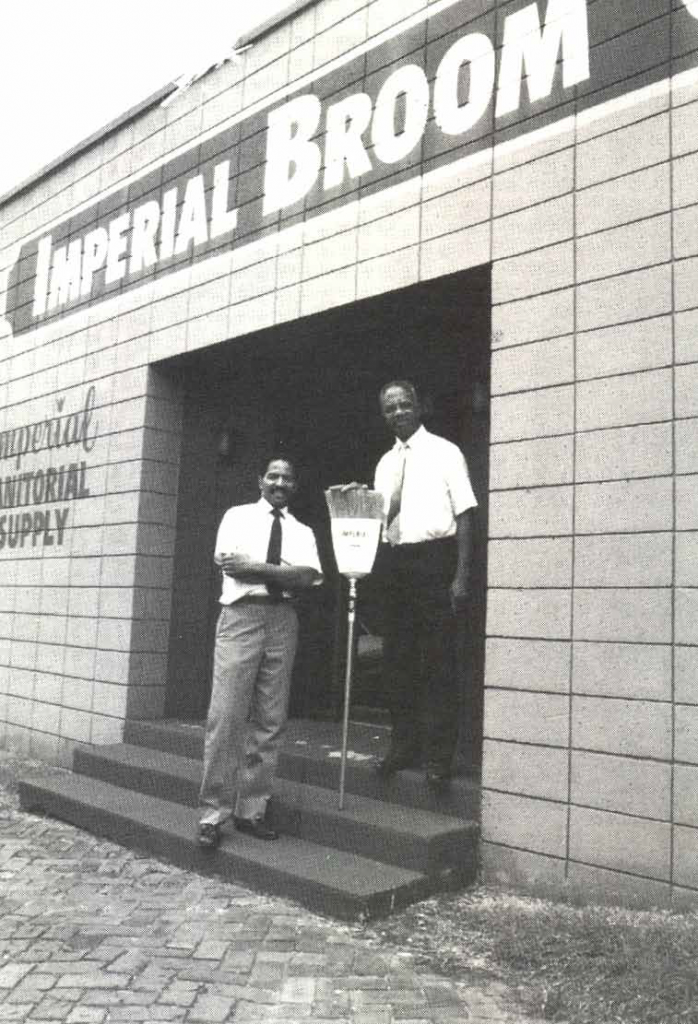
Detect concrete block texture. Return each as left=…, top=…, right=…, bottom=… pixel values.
left=576, top=423, right=673, bottom=483
left=576, top=163, right=670, bottom=237
left=675, top=645, right=698, bottom=705
left=572, top=695, right=672, bottom=760
left=575, top=478, right=673, bottom=534
left=486, top=588, right=571, bottom=640
left=573, top=588, right=672, bottom=645
left=484, top=690, right=569, bottom=747
left=676, top=589, right=698, bottom=646
left=677, top=420, right=698, bottom=474
left=489, top=485, right=573, bottom=537
left=485, top=637, right=570, bottom=693
left=573, top=641, right=672, bottom=701
left=492, top=288, right=574, bottom=348
left=488, top=537, right=572, bottom=588
left=569, top=806, right=671, bottom=881
left=574, top=532, right=673, bottom=588
left=576, top=113, right=670, bottom=190
left=490, top=435, right=574, bottom=490
left=575, top=214, right=671, bottom=284
left=490, top=386, right=574, bottom=442
left=674, top=765, right=698, bottom=827
left=674, top=825, right=698, bottom=890
left=491, top=336, right=574, bottom=395
left=576, top=316, right=672, bottom=380
left=484, top=740, right=569, bottom=802
left=576, top=368, right=673, bottom=433
left=481, top=791, right=568, bottom=858
left=677, top=704, right=698, bottom=766
left=571, top=750, right=671, bottom=820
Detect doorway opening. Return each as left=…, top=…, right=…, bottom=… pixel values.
left=160, top=264, right=490, bottom=767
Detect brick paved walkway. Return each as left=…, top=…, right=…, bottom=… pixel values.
left=0, top=752, right=536, bottom=1023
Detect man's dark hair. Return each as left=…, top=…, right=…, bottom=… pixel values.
left=258, top=452, right=297, bottom=478
left=378, top=380, right=420, bottom=406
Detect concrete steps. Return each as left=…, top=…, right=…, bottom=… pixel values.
left=18, top=718, right=480, bottom=921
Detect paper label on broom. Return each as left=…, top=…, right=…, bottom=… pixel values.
left=331, top=518, right=382, bottom=577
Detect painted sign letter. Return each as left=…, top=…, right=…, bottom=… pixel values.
left=496, top=0, right=590, bottom=117
left=264, top=94, right=322, bottom=216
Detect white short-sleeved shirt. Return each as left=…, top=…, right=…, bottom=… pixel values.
left=214, top=497, right=322, bottom=604
left=374, top=425, right=477, bottom=544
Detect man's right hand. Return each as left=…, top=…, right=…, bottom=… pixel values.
left=328, top=482, right=369, bottom=492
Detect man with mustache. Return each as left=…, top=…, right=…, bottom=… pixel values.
left=198, top=454, right=322, bottom=848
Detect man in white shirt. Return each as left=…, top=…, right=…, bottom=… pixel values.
left=198, top=454, right=322, bottom=848
left=374, top=381, right=477, bottom=790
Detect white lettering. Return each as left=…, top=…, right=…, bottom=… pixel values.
left=48, top=239, right=82, bottom=310
left=434, top=33, right=495, bottom=135
left=496, top=0, right=590, bottom=117
left=263, top=94, right=322, bottom=216
left=80, top=227, right=109, bottom=296
left=32, top=235, right=53, bottom=316
left=323, top=93, right=373, bottom=191
left=159, top=188, right=178, bottom=260
left=105, top=212, right=131, bottom=284
left=210, top=161, right=239, bottom=239
left=372, top=64, right=430, bottom=165
left=174, top=174, right=208, bottom=255
left=129, top=200, right=160, bottom=274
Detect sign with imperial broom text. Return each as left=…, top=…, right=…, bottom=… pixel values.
left=5, top=0, right=698, bottom=335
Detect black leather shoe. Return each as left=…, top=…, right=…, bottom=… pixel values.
left=374, top=750, right=420, bottom=777
left=234, top=816, right=279, bottom=841
left=198, top=822, right=221, bottom=849
left=425, top=768, right=452, bottom=791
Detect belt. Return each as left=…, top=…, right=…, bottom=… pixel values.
left=235, top=594, right=291, bottom=605
left=388, top=536, right=456, bottom=551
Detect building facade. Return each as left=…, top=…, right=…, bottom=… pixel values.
left=2, top=0, right=698, bottom=907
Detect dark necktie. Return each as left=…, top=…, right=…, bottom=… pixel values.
left=265, top=509, right=283, bottom=598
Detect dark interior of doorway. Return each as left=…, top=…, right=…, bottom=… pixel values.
left=162, top=264, right=490, bottom=768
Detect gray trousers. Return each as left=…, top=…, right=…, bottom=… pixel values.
left=198, top=600, right=298, bottom=825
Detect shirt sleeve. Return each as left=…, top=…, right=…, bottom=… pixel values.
left=374, top=452, right=391, bottom=513
left=445, top=444, right=478, bottom=516
left=213, top=507, right=239, bottom=563
left=299, top=526, right=323, bottom=582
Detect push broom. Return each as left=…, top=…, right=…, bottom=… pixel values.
left=324, top=485, right=384, bottom=810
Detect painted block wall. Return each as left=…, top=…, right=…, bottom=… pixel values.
left=0, top=0, right=697, bottom=907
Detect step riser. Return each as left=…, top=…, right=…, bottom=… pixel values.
left=122, top=721, right=480, bottom=819
left=271, top=801, right=476, bottom=878
left=74, top=748, right=477, bottom=876
left=18, top=779, right=440, bottom=922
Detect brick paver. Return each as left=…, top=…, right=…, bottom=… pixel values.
left=0, top=753, right=539, bottom=1023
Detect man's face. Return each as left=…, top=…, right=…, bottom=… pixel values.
left=380, top=385, right=422, bottom=442
left=259, top=459, right=297, bottom=509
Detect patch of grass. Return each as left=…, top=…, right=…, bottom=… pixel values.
left=368, top=887, right=698, bottom=1023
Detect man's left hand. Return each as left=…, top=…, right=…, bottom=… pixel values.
left=450, top=576, right=470, bottom=612
left=220, top=554, right=263, bottom=579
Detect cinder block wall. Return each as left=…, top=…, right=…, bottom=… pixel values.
left=1, top=0, right=697, bottom=906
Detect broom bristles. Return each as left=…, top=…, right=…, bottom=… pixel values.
left=324, top=485, right=384, bottom=520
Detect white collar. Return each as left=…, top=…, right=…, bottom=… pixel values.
left=393, top=424, right=427, bottom=451
left=257, top=497, right=286, bottom=517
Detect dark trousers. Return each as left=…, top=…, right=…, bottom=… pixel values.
left=379, top=537, right=460, bottom=771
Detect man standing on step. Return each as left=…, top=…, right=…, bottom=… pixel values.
left=198, top=454, right=322, bottom=848
left=373, top=380, right=477, bottom=790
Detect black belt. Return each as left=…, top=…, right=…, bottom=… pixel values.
left=232, top=594, right=291, bottom=606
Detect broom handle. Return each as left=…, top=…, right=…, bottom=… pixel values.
left=339, top=576, right=357, bottom=811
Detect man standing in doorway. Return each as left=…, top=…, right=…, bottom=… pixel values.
left=374, top=380, right=477, bottom=790
left=198, top=454, right=322, bottom=848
